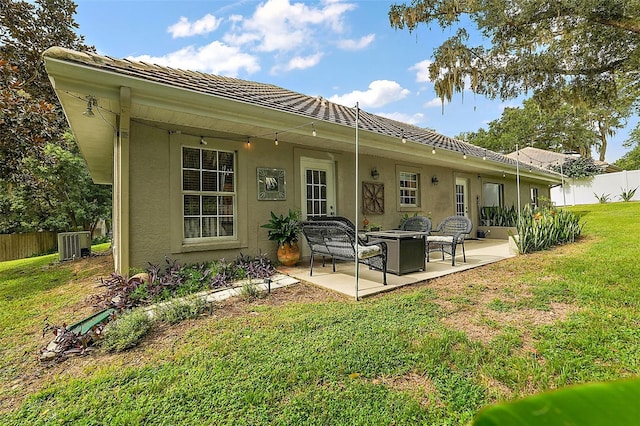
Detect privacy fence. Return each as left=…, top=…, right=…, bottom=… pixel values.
left=0, top=232, right=57, bottom=262
left=552, top=170, right=640, bottom=206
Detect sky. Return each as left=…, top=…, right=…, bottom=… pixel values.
left=73, top=0, right=635, bottom=162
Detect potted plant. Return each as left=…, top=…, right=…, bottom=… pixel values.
left=261, top=209, right=302, bottom=266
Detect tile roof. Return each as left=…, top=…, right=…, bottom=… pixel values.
left=45, top=47, right=550, bottom=173
left=506, top=147, right=620, bottom=173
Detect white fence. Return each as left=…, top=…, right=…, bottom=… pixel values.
left=551, top=170, right=640, bottom=206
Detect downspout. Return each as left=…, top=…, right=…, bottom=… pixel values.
left=113, top=87, right=131, bottom=275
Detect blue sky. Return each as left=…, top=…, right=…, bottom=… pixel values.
left=74, top=0, right=634, bottom=162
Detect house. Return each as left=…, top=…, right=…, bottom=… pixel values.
left=505, top=146, right=622, bottom=174
left=505, top=147, right=637, bottom=206
left=43, top=47, right=562, bottom=274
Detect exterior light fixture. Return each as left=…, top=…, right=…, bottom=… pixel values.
left=200, top=136, right=207, bottom=145
left=274, top=133, right=279, bottom=146
left=431, top=175, right=439, bottom=185
left=432, top=147, right=436, bottom=155
left=483, top=149, right=487, bottom=160
left=371, top=167, right=380, bottom=180
left=82, top=96, right=96, bottom=118
left=311, top=123, right=316, bottom=137
left=401, top=130, right=407, bottom=143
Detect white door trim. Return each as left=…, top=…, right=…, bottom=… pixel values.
left=300, top=157, right=336, bottom=218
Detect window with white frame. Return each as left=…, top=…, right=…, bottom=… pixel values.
left=182, top=147, right=236, bottom=240
left=399, top=171, right=419, bottom=207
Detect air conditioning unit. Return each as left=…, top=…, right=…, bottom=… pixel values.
left=58, top=231, right=91, bottom=261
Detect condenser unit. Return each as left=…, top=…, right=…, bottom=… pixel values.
left=58, top=231, right=91, bottom=261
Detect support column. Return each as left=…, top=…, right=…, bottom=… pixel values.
left=113, top=86, right=131, bottom=275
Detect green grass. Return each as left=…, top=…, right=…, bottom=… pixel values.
left=1, top=203, right=639, bottom=425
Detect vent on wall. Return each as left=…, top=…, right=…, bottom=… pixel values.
left=58, top=231, right=91, bottom=261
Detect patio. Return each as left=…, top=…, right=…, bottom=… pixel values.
left=279, top=238, right=515, bottom=299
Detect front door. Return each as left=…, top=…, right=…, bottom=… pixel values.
left=455, top=177, right=469, bottom=217
left=300, top=157, right=336, bottom=218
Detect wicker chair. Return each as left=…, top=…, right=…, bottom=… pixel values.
left=300, top=220, right=387, bottom=285
left=426, top=215, right=473, bottom=266
left=400, top=216, right=432, bottom=233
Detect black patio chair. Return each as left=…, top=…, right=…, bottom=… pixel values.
left=300, top=219, right=387, bottom=285
left=426, top=215, right=473, bottom=266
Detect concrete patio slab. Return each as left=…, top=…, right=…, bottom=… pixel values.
left=278, top=239, right=515, bottom=299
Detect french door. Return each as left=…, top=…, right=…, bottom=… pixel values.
left=300, top=157, right=336, bottom=219
left=455, top=177, right=469, bottom=217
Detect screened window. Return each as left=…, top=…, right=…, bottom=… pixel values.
left=182, top=147, right=235, bottom=240
left=399, top=171, right=419, bottom=207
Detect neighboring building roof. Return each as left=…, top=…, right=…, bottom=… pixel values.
left=43, top=47, right=555, bottom=176
left=506, top=147, right=622, bottom=173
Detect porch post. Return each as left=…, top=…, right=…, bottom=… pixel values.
left=113, top=86, right=131, bottom=275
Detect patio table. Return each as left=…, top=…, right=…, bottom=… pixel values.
left=365, top=230, right=428, bottom=275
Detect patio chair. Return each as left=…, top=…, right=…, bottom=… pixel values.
left=400, top=216, right=432, bottom=233
left=300, top=219, right=387, bottom=285
left=426, top=215, right=473, bottom=266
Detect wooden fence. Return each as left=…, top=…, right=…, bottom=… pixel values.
left=0, top=232, right=57, bottom=262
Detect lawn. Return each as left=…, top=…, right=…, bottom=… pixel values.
left=1, top=203, right=639, bottom=425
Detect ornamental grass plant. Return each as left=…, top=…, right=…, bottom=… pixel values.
left=511, top=204, right=584, bottom=254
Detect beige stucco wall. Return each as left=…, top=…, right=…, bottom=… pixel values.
left=127, top=122, right=549, bottom=270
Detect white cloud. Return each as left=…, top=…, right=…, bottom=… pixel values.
left=224, top=0, right=356, bottom=53
left=128, top=41, right=260, bottom=77
left=168, top=14, right=222, bottom=38
left=328, top=80, right=410, bottom=108
left=377, top=111, right=425, bottom=125
left=409, top=60, right=432, bottom=83
left=272, top=53, right=323, bottom=73
left=337, top=34, right=375, bottom=50
left=424, top=97, right=447, bottom=108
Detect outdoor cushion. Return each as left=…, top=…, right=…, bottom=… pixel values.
left=427, top=235, right=454, bottom=243
left=357, top=244, right=382, bottom=259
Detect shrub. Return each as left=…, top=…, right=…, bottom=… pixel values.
left=511, top=205, right=584, bottom=254
left=239, top=280, right=265, bottom=302
left=101, top=309, right=155, bottom=352
left=156, top=298, right=206, bottom=325
left=480, top=205, right=518, bottom=226
left=619, top=187, right=638, bottom=202
left=594, top=193, right=611, bottom=203
left=96, top=254, right=276, bottom=310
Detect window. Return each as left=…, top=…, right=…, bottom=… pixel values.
left=481, top=182, right=504, bottom=225
left=531, top=187, right=539, bottom=208
left=482, top=183, right=504, bottom=207
left=399, top=171, right=419, bottom=207
left=182, top=147, right=235, bottom=240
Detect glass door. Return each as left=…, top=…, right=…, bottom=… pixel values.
left=455, top=177, right=469, bottom=217
left=300, top=157, right=336, bottom=219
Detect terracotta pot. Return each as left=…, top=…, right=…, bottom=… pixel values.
left=277, top=241, right=300, bottom=266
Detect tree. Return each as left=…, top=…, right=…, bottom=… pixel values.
left=549, top=157, right=601, bottom=178
left=389, top=0, right=640, bottom=109
left=0, top=59, right=59, bottom=184
left=614, top=128, right=640, bottom=170
left=458, top=98, right=600, bottom=156
left=0, top=0, right=110, bottom=234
